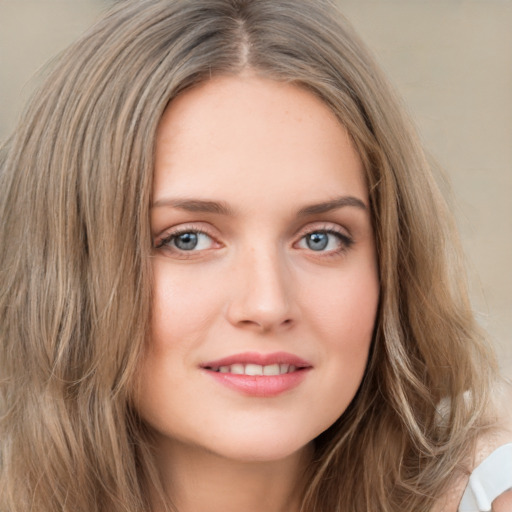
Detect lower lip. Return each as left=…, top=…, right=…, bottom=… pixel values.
left=203, top=369, right=311, bottom=397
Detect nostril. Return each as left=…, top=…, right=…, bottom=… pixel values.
left=235, top=317, right=293, bottom=332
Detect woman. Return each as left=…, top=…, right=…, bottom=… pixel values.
left=0, top=1, right=510, bottom=511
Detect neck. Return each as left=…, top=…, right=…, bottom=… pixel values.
left=149, top=437, right=313, bottom=512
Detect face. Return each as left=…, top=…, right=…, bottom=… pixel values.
left=135, top=75, right=379, bottom=463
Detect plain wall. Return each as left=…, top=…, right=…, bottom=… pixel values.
left=1, top=0, right=511, bottom=377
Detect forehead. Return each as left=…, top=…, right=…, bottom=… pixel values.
left=153, top=75, right=367, bottom=210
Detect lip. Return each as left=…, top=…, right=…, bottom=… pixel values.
left=201, top=351, right=312, bottom=369
left=200, top=351, right=312, bottom=397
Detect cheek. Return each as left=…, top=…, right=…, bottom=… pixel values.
left=302, top=264, right=379, bottom=407
left=150, top=260, right=224, bottom=353
left=134, top=262, right=220, bottom=432
left=302, top=261, right=379, bottom=344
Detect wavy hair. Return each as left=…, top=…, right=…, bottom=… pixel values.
left=0, top=1, right=497, bottom=511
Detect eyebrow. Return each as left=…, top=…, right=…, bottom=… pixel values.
left=297, top=196, right=367, bottom=216
left=151, top=195, right=367, bottom=216
left=151, top=198, right=234, bottom=215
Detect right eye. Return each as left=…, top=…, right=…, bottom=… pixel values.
left=156, top=230, right=216, bottom=252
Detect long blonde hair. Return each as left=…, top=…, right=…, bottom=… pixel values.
left=0, top=1, right=497, bottom=511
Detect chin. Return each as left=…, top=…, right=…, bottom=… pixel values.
left=211, top=437, right=310, bottom=463
left=160, top=421, right=318, bottom=465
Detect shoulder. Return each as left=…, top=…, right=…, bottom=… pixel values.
left=433, top=380, right=512, bottom=512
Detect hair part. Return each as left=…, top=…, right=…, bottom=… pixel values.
left=0, top=1, right=497, bottom=511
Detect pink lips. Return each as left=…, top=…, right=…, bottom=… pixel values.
left=200, top=351, right=312, bottom=397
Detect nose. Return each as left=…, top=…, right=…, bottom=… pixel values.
left=226, top=247, right=295, bottom=333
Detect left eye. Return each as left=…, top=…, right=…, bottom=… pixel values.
left=161, top=231, right=214, bottom=251
left=297, top=231, right=346, bottom=252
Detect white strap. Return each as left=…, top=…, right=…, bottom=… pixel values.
left=458, top=443, right=512, bottom=511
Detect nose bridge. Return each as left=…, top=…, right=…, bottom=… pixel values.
left=227, top=241, right=294, bottom=331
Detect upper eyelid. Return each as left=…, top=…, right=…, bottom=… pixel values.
left=296, top=229, right=352, bottom=246
left=154, top=223, right=219, bottom=243
left=153, top=221, right=353, bottom=246
left=154, top=230, right=220, bottom=255
left=294, top=221, right=351, bottom=239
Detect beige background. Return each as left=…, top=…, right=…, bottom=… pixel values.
left=1, top=0, right=511, bottom=377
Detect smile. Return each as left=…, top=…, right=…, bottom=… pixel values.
left=200, top=352, right=312, bottom=397
left=208, top=363, right=298, bottom=375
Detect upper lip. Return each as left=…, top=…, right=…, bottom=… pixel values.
left=200, top=351, right=312, bottom=369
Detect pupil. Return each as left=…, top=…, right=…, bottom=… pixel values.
left=175, top=232, right=198, bottom=250
left=307, top=232, right=328, bottom=251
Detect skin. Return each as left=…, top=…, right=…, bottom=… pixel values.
left=134, top=74, right=380, bottom=512
left=133, top=74, right=512, bottom=512
left=433, top=382, right=512, bottom=512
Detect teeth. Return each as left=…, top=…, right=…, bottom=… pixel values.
left=245, top=363, right=263, bottom=375
left=213, top=363, right=298, bottom=375
left=263, top=364, right=280, bottom=376
left=231, top=364, right=245, bottom=375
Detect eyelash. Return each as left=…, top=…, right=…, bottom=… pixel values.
left=154, top=227, right=214, bottom=250
left=154, top=224, right=353, bottom=257
left=295, top=226, right=354, bottom=256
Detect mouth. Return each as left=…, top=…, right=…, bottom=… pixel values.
left=200, top=351, right=312, bottom=374
left=200, top=352, right=312, bottom=397
left=204, top=363, right=301, bottom=376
